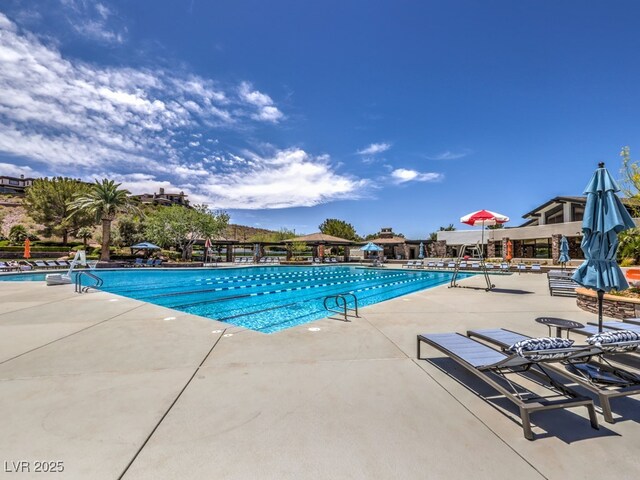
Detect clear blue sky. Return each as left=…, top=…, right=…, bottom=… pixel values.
left=1, top=1, right=639, bottom=238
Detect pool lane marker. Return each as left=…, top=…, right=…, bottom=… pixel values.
left=141, top=270, right=407, bottom=300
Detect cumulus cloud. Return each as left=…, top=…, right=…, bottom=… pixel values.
left=357, top=142, right=391, bottom=155
left=425, top=149, right=471, bottom=161
left=199, top=149, right=368, bottom=209
left=390, top=168, right=443, bottom=184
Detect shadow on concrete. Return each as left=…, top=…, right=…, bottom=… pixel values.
left=424, top=357, right=618, bottom=443
left=489, top=288, right=535, bottom=295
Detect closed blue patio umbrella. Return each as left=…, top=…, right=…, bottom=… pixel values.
left=572, top=162, right=636, bottom=332
left=558, top=236, right=570, bottom=270
left=418, top=242, right=425, bottom=259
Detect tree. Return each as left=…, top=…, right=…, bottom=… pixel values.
left=290, top=241, right=308, bottom=259
left=429, top=224, right=456, bottom=241
left=24, top=177, right=94, bottom=244
left=8, top=224, right=28, bottom=244
left=118, top=215, right=146, bottom=247
left=76, top=227, right=93, bottom=249
left=249, top=228, right=296, bottom=243
left=318, top=218, right=359, bottom=241
left=145, top=205, right=229, bottom=260
left=70, top=179, right=139, bottom=261
left=487, top=224, right=504, bottom=230
left=620, top=146, right=640, bottom=217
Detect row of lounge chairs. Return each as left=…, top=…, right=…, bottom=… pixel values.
left=418, top=318, right=640, bottom=439
left=131, top=258, right=163, bottom=267
left=235, top=257, right=282, bottom=265
left=0, top=260, right=71, bottom=271
left=547, top=269, right=580, bottom=296
left=314, top=257, right=340, bottom=264
left=404, top=260, right=542, bottom=272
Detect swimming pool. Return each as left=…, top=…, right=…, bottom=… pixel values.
left=0, top=266, right=469, bottom=333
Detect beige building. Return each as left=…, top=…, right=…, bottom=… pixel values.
left=0, top=175, right=34, bottom=194
left=437, top=196, right=640, bottom=262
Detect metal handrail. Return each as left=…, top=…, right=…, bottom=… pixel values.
left=323, top=293, right=359, bottom=322
left=75, top=271, right=103, bottom=293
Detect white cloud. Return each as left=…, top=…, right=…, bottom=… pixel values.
left=238, top=81, right=284, bottom=123
left=425, top=150, right=471, bottom=161
left=60, top=0, right=127, bottom=44
left=0, top=162, right=37, bottom=177
left=357, top=142, right=391, bottom=155
left=0, top=14, right=368, bottom=210
left=0, top=13, right=283, bottom=172
left=199, top=148, right=368, bottom=209
left=391, top=168, right=443, bottom=184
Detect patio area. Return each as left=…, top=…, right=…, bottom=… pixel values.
left=1, top=272, right=639, bottom=479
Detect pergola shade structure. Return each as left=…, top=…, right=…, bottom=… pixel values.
left=282, top=233, right=355, bottom=260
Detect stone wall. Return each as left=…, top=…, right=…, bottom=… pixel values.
left=576, top=288, right=640, bottom=319
left=431, top=240, right=447, bottom=258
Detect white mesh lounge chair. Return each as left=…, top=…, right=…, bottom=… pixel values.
left=468, top=328, right=640, bottom=424
left=418, top=332, right=599, bottom=439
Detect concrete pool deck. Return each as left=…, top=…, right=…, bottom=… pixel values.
left=1, top=272, right=639, bottom=479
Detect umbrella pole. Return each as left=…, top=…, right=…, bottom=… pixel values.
left=597, top=290, right=604, bottom=333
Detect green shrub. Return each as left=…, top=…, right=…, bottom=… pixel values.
left=620, top=257, right=636, bottom=267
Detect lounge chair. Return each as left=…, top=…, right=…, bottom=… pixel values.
left=517, top=263, right=527, bottom=272
left=133, top=258, right=144, bottom=267
left=145, top=258, right=154, bottom=266
left=153, top=259, right=163, bottom=267
left=485, top=263, right=495, bottom=270
left=46, top=261, right=61, bottom=268
left=499, top=263, right=510, bottom=272
left=56, top=260, right=70, bottom=267
left=547, top=271, right=580, bottom=297
left=417, top=332, right=599, bottom=439
left=0, top=261, right=20, bottom=272
left=404, top=260, right=416, bottom=268
left=34, top=260, right=49, bottom=269
left=446, top=261, right=456, bottom=269
left=531, top=263, right=542, bottom=272
left=458, top=261, right=467, bottom=269
left=273, top=257, right=281, bottom=264
left=414, top=260, right=424, bottom=269
left=436, top=260, right=445, bottom=268
left=331, top=257, right=338, bottom=263
left=259, top=257, right=267, bottom=264
left=426, top=261, right=436, bottom=268
left=467, top=328, right=640, bottom=424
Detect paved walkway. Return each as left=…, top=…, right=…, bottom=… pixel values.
left=0, top=271, right=639, bottom=479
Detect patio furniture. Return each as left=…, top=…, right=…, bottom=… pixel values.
left=404, top=260, right=417, bottom=268
left=145, top=258, right=154, bottom=266
left=45, top=261, right=61, bottom=268
left=547, top=271, right=580, bottom=297
left=417, top=332, right=599, bottom=440
left=133, top=258, right=144, bottom=267
left=0, top=261, right=20, bottom=272
left=34, top=261, right=50, bottom=269
left=499, top=263, right=510, bottom=272
left=467, top=328, right=640, bottom=424
left=531, top=264, right=542, bottom=272
left=535, top=317, right=585, bottom=338
left=153, top=259, right=163, bottom=267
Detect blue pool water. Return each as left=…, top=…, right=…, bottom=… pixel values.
left=0, top=266, right=469, bottom=333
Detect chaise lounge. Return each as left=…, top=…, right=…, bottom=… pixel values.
left=417, top=332, right=599, bottom=439
left=467, top=328, right=640, bottom=424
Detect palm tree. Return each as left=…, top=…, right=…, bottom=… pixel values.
left=70, top=179, right=138, bottom=261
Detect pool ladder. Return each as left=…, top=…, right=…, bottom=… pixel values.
left=75, top=271, right=104, bottom=293
left=323, top=293, right=359, bottom=322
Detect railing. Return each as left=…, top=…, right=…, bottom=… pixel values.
left=323, top=293, right=359, bottom=322
left=75, top=271, right=103, bottom=293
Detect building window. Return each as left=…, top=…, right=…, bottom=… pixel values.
left=571, top=204, right=584, bottom=222
left=545, top=206, right=564, bottom=224
left=8, top=180, right=19, bottom=186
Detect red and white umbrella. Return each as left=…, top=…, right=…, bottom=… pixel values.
left=460, top=210, right=509, bottom=256
left=460, top=209, right=509, bottom=226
